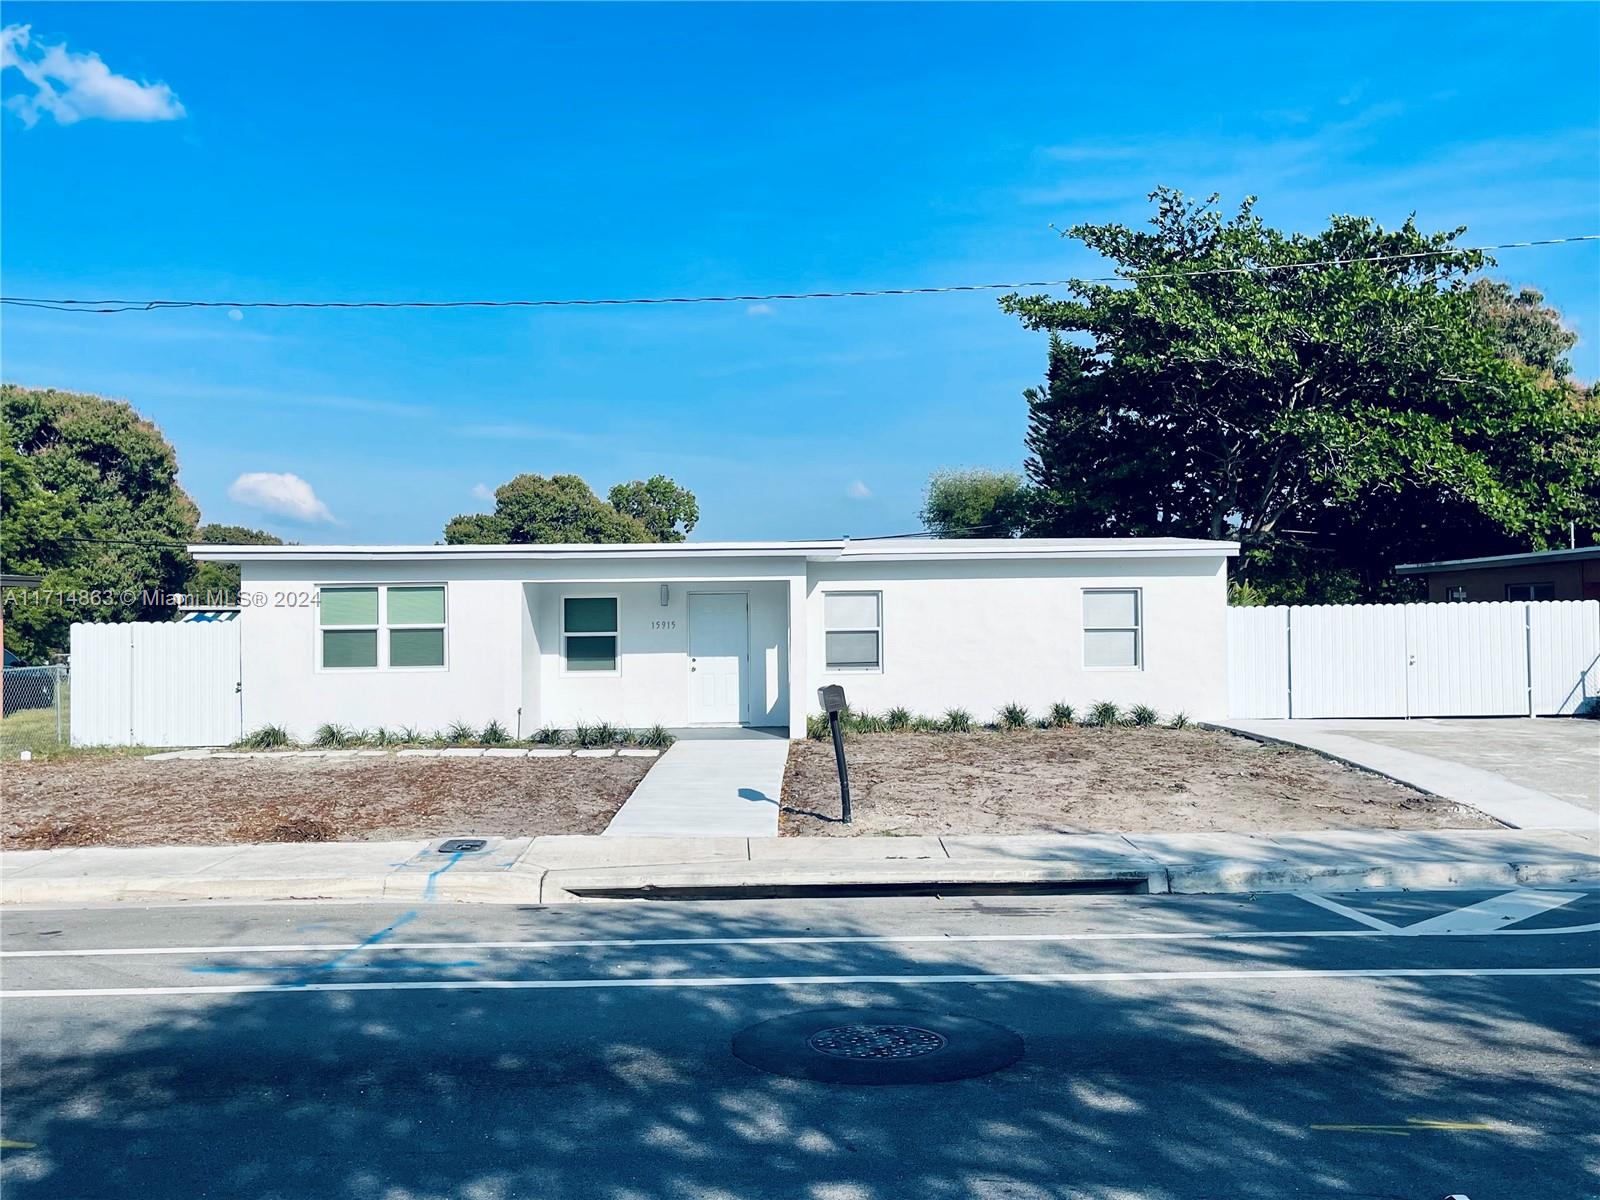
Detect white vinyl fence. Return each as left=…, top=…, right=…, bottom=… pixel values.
left=1228, top=600, right=1600, bottom=719
left=70, top=621, right=242, bottom=747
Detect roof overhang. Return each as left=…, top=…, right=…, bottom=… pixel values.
left=189, top=537, right=1240, bottom=565
left=1395, top=545, right=1600, bottom=574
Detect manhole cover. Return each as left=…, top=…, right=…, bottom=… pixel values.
left=733, top=1007, right=1022, bottom=1085
left=808, top=1024, right=947, bottom=1060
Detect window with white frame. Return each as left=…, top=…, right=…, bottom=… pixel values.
left=563, top=596, right=619, bottom=672
left=824, top=591, right=882, bottom=671
left=319, top=585, right=446, bottom=670
left=1082, top=588, right=1141, bottom=669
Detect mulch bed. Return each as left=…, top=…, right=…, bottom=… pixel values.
left=780, top=727, right=1501, bottom=836
left=2, top=754, right=653, bottom=849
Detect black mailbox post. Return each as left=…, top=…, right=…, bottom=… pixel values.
left=817, top=684, right=851, bottom=824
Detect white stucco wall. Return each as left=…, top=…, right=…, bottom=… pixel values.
left=239, top=557, right=798, bottom=740
left=236, top=548, right=1230, bottom=739
left=804, top=556, right=1230, bottom=721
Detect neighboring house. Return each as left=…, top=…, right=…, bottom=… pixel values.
left=1395, top=546, right=1600, bottom=604
left=189, top=537, right=1239, bottom=740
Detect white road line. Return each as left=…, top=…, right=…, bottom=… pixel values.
left=6, top=919, right=1600, bottom=960
left=3, top=966, right=1594, bottom=1001
left=1400, top=890, right=1585, bottom=935
left=1293, top=893, right=1402, bottom=932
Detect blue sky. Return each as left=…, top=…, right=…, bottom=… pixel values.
left=4, top=2, right=1597, bottom=543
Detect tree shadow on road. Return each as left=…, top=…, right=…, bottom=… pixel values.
left=2, top=896, right=1596, bottom=1199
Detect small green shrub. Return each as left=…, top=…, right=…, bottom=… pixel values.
left=1047, top=702, right=1075, bottom=728
left=943, top=708, right=972, bottom=733
left=846, top=710, right=888, bottom=734
left=529, top=725, right=564, bottom=746
left=238, top=724, right=291, bottom=750
left=313, top=722, right=356, bottom=748
left=911, top=715, right=941, bottom=732
left=479, top=719, right=510, bottom=744
left=806, top=713, right=831, bottom=741
left=885, top=706, right=912, bottom=731
left=1084, top=701, right=1121, bottom=728
left=1129, top=704, right=1159, bottom=727
left=396, top=725, right=423, bottom=745
left=368, top=727, right=395, bottom=747
left=574, top=722, right=620, bottom=748
left=615, top=727, right=638, bottom=746
left=637, top=724, right=675, bottom=748
left=999, top=702, right=1030, bottom=730
left=1169, top=711, right=1191, bottom=730
left=443, top=720, right=477, bottom=745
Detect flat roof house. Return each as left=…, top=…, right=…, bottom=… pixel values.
left=1395, top=546, right=1600, bottom=604
left=191, top=537, right=1239, bottom=741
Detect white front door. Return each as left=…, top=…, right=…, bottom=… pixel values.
left=688, top=592, right=747, bottom=725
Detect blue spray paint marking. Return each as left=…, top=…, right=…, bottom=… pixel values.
left=190, top=958, right=480, bottom=975
left=422, top=851, right=466, bottom=901
left=191, top=910, right=423, bottom=981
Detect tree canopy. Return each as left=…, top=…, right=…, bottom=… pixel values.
left=190, top=523, right=284, bottom=602
left=444, top=473, right=698, bottom=544
left=2, top=384, right=200, bottom=659
left=997, top=190, right=1599, bottom=601
left=919, top=468, right=1030, bottom=538
left=607, top=475, right=699, bottom=542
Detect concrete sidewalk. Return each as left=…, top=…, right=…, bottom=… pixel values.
left=3, top=827, right=1594, bottom=907
left=602, top=737, right=787, bottom=837
left=1214, top=718, right=1598, bottom=829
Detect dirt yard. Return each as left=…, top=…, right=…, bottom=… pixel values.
left=1, top=754, right=653, bottom=849
left=780, top=727, right=1501, bottom=836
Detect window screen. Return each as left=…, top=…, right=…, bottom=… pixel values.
left=1083, top=588, right=1141, bottom=669
left=824, top=592, right=882, bottom=670
left=564, top=597, right=619, bottom=671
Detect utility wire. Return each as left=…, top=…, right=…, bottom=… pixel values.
left=4, top=234, right=1595, bottom=315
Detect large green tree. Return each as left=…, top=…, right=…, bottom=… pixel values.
left=1000, top=190, right=1600, bottom=601
left=2, top=384, right=201, bottom=658
left=444, top=473, right=667, bottom=544
left=189, top=523, right=284, bottom=602
left=607, top=475, right=699, bottom=542
left=919, top=468, right=1030, bottom=538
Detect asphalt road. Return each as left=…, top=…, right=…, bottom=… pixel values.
left=2, top=888, right=1596, bottom=1200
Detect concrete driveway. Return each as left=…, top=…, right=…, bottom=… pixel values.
left=1303, top=719, right=1598, bottom=813
left=1218, top=717, right=1598, bottom=828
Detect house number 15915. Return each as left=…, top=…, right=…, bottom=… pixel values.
left=651, top=620, right=677, bottom=630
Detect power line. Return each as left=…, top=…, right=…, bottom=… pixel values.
left=4, top=234, right=1595, bottom=315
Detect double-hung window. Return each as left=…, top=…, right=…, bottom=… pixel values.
left=824, top=591, right=882, bottom=671
left=563, top=596, right=619, bottom=673
left=319, top=585, right=446, bottom=670
left=1083, top=588, right=1141, bottom=669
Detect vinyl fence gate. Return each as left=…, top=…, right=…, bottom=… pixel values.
left=1227, top=600, right=1600, bottom=719
left=70, top=621, right=243, bottom=747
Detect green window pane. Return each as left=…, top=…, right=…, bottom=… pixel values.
left=388, top=586, right=445, bottom=625
left=323, top=628, right=378, bottom=668
left=565, top=634, right=617, bottom=671
left=564, top=597, right=617, bottom=633
left=390, top=628, right=445, bottom=667
left=321, top=587, right=377, bottom=627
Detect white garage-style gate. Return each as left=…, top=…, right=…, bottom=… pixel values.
left=1227, top=600, right=1600, bottom=719
left=70, top=621, right=243, bottom=747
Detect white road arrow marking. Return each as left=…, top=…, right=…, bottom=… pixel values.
left=1293, top=892, right=1401, bottom=932
left=1400, top=890, right=1583, bottom=935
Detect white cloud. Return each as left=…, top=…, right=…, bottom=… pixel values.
left=227, top=472, right=336, bottom=524
left=746, top=303, right=776, bottom=317
left=846, top=480, right=872, bottom=500
left=471, top=482, right=495, bottom=502
left=227, top=309, right=243, bottom=322
left=2, top=24, right=185, bottom=127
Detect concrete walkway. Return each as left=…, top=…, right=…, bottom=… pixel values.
left=4, top=827, right=1594, bottom=907
left=1215, top=718, right=1597, bottom=830
left=602, top=736, right=789, bottom=837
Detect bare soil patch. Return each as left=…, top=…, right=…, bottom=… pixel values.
left=780, top=728, right=1500, bottom=835
left=1, top=754, right=653, bottom=849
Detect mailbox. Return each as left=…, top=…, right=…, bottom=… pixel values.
left=817, top=684, right=847, bottom=715
left=816, top=685, right=852, bottom=823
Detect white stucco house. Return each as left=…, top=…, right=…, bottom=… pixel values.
left=191, top=537, right=1239, bottom=740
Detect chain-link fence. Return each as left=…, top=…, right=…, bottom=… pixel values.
left=2, top=664, right=69, bottom=754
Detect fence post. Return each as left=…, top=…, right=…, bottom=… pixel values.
left=55, top=665, right=63, bottom=745
left=1284, top=607, right=1294, bottom=719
